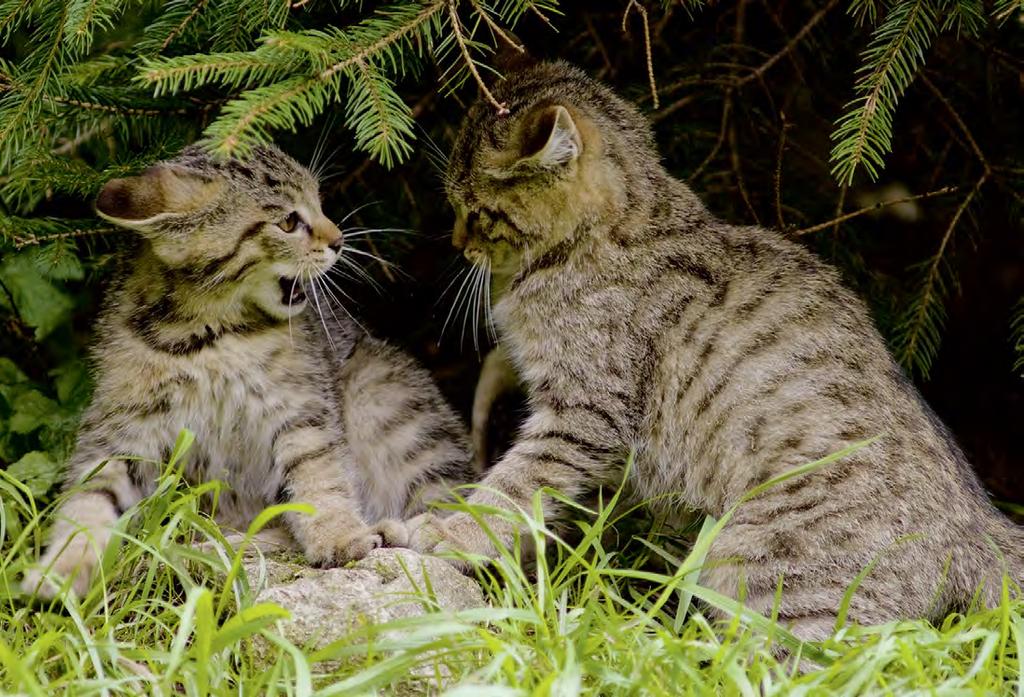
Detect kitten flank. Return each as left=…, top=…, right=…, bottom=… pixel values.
left=403, top=62, right=1024, bottom=640
left=22, top=144, right=474, bottom=599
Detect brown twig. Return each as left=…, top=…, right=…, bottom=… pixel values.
left=920, top=73, right=990, bottom=175
left=528, top=4, right=556, bottom=31
left=774, top=113, right=788, bottom=231
left=688, top=95, right=732, bottom=184
left=792, top=186, right=959, bottom=236
left=11, top=226, right=119, bottom=250
left=448, top=0, right=508, bottom=115
left=728, top=119, right=759, bottom=224
left=623, top=0, right=659, bottom=109
left=470, top=0, right=524, bottom=53
left=584, top=13, right=613, bottom=79
left=734, top=0, right=839, bottom=89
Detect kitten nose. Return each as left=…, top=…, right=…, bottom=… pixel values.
left=314, top=218, right=343, bottom=252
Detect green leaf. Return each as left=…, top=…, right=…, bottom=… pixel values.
left=8, top=389, right=60, bottom=434
left=26, top=244, right=85, bottom=282
left=0, top=358, right=28, bottom=385
left=0, top=253, right=73, bottom=340
left=7, top=450, right=61, bottom=498
left=50, top=359, right=91, bottom=408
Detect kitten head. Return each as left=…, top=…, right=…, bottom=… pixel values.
left=96, top=143, right=342, bottom=318
left=445, top=61, right=658, bottom=275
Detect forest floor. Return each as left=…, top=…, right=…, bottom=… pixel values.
left=2, top=440, right=1021, bottom=695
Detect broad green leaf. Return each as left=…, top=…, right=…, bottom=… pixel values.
left=0, top=358, right=28, bottom=385
left=0, top=254, right=73, bottom=340
left=7, top=450, right=61, bottom=498
left=8, top=389, right=59, bottom=434
left=50, top=359, right=91, bottom=407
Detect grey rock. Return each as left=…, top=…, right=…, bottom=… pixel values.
left=242, top=545, right=485, bottom=664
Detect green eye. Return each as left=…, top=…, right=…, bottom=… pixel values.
left=279, top=211, right=302, bottom=233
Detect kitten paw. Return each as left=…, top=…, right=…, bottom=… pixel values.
left=305, top=521, right=408, bottom=567
left=21, top=538, right=98, bottom=600
left=406, top=512, right=496, bottom=571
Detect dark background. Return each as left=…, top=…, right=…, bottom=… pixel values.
left=300, top=2, right=1024, bottom=505
left=3, top=2, right=1022, bottom=506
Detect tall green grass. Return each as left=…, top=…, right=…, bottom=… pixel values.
left=1, top=435, right=1021, bottom=695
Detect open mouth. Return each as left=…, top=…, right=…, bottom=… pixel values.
left=278, top=276, right=307, bottom=306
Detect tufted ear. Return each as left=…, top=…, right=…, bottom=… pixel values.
left=514, top=104, right=581, bottom=171
left=96, top=165, right=224, bottom=229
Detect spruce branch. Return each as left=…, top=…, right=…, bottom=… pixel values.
left=893, top=174, right=987, bottom=378
left=0, top=0, right=33, bottom=42
left=447, top=0, right=508, bottom=114
left=829, top=1, right=937, bottom=185
left=734, top=0, right=839, bottom=89
left=469, top=0, right=524, bottom=52
left=63, top=0, right=124, bottom=54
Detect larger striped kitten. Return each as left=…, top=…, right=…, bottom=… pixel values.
left=22, top=144, right=474, bottom=599
left=402, top=62, right=1023, bottom=640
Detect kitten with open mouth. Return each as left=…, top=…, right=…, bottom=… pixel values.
left=22, top=143, right=478, bottom=599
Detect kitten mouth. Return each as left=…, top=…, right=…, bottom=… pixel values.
left=278, top=276, right=307, bottom=306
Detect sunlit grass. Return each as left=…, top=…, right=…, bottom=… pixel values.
left=1, top=435, right=1021, bottom=695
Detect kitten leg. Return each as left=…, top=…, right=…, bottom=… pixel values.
left=470, top=346, right=519, bottom=470
left=405, top=407, right=621, bottom=562
left=274, top=425, right=406, bottom=566
left=337, top=338, right=476, bottom=521
left=22, top=456, right=142, bottom=599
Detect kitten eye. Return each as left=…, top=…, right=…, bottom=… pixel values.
left=279, top=211, right=302, bottom=233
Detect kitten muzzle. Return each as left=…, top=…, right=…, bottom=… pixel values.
left=278, top=276, right=307, bottom=305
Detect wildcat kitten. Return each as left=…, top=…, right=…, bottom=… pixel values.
left=401, top=62, right=1024, bottom=640
left=22, top=144, right=474, bottom=599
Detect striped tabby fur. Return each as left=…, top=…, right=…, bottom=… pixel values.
left=22, top=144, right=474, bottom=598
left=403, top=62, right=1024, bottom=640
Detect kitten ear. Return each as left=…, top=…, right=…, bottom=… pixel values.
left=516, top=105, right=582, bottom=170
left=96, top=166, right=223, bottom=229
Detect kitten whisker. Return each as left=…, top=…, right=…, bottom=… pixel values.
left=333, top=256, right=385, bottom=294
left=484, top=258, right=498, bottom=344
left=440, top=266, right=474, bottom=342
left=306, top=270, right=336, bottom=350
left=287, top=274, right=301, bottom=347
left=317, top=272, right=370, bottom=335
left=341, top=245, right=402, bottom=270
left=337, top=200, right=381, bottom=228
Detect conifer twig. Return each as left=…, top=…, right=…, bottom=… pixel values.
left=919, top=73, right=990, bottom=174
left=162, top=0, right=209, bottom=51
left=793, top=185, right=958, bottom=236
left=623, top=0, right=658, bottom=109
left=469, top=0, right=524, bottom=53
left=894, top=174, right=987, bottom=372
left=734, top=0, right=839, bottom=88
left=11, top=226, right=119, bottom=250
left=448, top=0, right=508, bottom=115
left=774, top=113, right=788, bottom=231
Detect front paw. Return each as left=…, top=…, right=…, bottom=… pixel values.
left=407, top=512, right=498, bottom=567
left=22, top=537, right=99, bottom=600
left=303, top=521, right=408, bottom=567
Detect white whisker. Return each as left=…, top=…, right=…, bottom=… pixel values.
left=307, top=272, right=336, bottom=350
left=440, top=267, right=474, bottom=342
